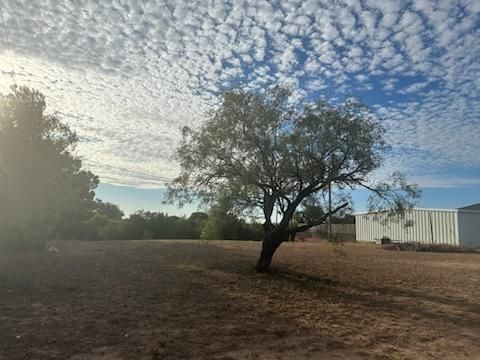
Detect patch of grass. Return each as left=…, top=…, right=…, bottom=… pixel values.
left=383, top=242, right=480, bottom=253
left=0, top=238, right=47, bottom=253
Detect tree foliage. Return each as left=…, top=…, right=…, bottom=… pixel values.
left=0, top=86, right=98, bottom=249
left=73, top=208, right=261, bottom=241
left=293, top=195, right=327, bottom=224
left=94, top=199, right=124, bottom=220
left=200, top=204, right=263, bottom=241
left=168, top=88, right=420, bottom=271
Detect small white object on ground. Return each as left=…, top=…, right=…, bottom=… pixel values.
left=48, top=246, right=59, bottom=253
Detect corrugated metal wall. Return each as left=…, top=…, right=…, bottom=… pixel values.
left=355, top=209, right=459, bottom=245
left=457, top=211, right=480, bottom=247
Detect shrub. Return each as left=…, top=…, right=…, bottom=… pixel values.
left=383, top=242, right=479, bottom=253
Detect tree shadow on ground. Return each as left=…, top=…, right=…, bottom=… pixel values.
left=267, top=267, right=480, bottom=340
left=188, top=241, right=480, bottom=341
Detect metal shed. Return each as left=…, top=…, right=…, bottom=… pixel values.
left=355, top=204, right=480, bottom=247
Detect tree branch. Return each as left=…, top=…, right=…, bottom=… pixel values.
left=285, top=202, right=349, bottom=235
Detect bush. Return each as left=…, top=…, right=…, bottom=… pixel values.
left=381, top=236, right=391, bottom=244
left=383, top=242, right=479, bottom=253
left=200, top=206, right=263, bottom=241
left=98, top=221, right=124, bottom=240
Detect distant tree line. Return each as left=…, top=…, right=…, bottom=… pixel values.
left=58, top=201, right=264, bottom=241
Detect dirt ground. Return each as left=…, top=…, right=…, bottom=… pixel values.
left=1, top=240, right=479, bottom=360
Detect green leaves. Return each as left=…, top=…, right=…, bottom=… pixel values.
left=168, top=87, right=419, bottom=233
left=0, top=86, right=98, bottom=248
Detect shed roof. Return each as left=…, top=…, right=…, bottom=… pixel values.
left=354, top=208, right=457, bottom=216
left=355, top=205, right=480, bottom=216
left=458, top=203, right=480, bottom=211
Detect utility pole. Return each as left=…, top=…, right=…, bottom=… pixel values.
left=328, top=154, right=334, bottom=242
left=328, top=178, right=332, bottom=242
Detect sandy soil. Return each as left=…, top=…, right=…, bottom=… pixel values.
left=1, top=240, right=479, bottom=359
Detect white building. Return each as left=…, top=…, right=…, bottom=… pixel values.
left=355, top=204, right=480, bottom=247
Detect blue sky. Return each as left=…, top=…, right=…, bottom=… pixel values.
left=96, top=183, right=480, bottom=216
left=0, top=0, right=479, bottom=215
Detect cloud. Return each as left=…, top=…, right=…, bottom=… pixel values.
left=398, top=80, right=430, bottom=94
left=409, top=175, right=480, bottom=188
left=0, top=0, right=478, bottom=189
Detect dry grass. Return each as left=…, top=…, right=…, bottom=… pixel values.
left=1, top=240, right=480, bottom=359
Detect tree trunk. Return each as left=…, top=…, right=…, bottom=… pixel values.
left=256, top=233, right=285, bottom=272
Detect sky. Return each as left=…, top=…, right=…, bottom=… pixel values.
left=0, top=0, right=479, bottom=215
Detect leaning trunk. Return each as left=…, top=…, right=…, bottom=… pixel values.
left=256, top=232, right=285, bottom=272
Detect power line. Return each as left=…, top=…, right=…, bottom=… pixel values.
left=83, top=158, right=172, bottom=181
left=0, top=4, right=174, bottom=186
left=0, top=3, right=176, bottom=187
left=82, top=158, right=174, bottom=183
left=0, top=1, right=16, bottom=82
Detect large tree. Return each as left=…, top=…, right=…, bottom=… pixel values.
left=167, top=88, right=419, bottom=272
left=0, top=86, right=98, bottom=249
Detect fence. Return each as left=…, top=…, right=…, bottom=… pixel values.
left=300, top=224, right=356, bottom=242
